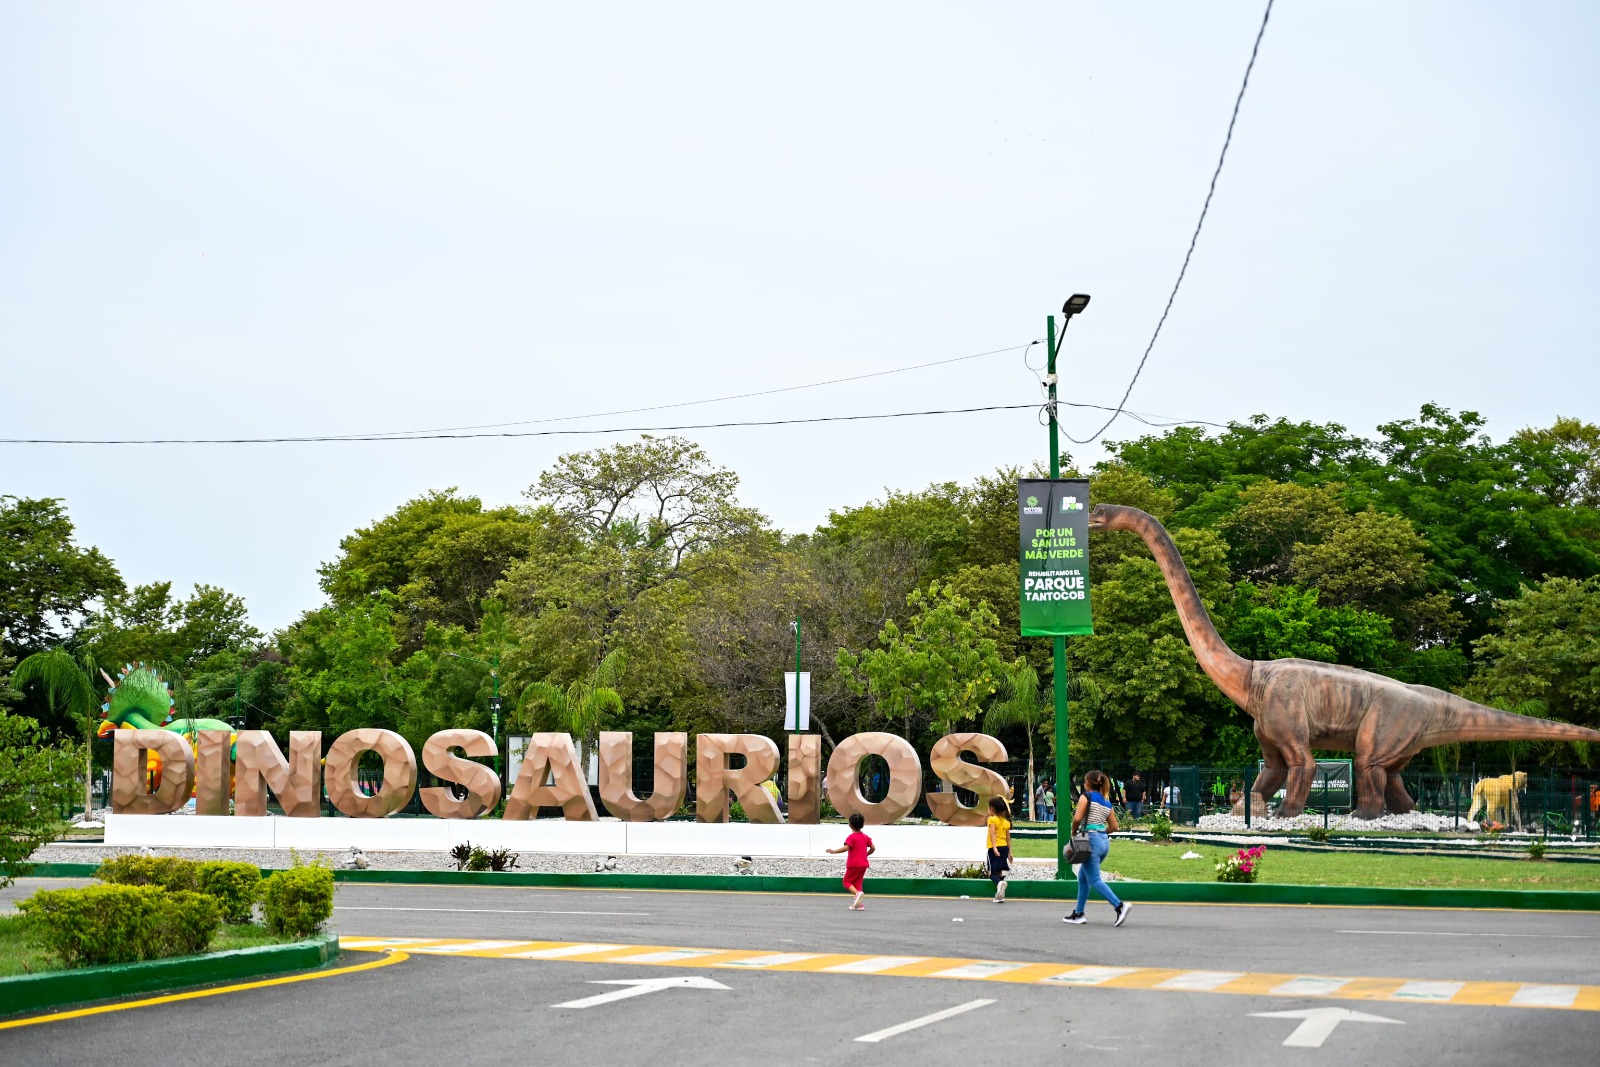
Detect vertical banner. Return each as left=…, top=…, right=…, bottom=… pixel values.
left=784, top=672, right=811, bottom=731
left=1019, top=478, right=1093, bottom=636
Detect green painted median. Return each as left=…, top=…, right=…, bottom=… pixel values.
left=0, top=933, right=340, bottom=1018
left=24, top=862, right=1600, bottom=911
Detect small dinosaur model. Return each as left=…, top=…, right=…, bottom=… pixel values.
left=1467, top=771, right=1528, bottom=828
left=1089, top=504, right=1600, bottom=819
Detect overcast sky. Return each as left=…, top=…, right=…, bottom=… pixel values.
left=3, top=2, right=1596, bottom=632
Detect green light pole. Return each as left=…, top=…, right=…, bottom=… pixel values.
left=1050, top=294, right=1091, bottom=878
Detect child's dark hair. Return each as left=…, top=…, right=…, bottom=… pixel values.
left=848, top=812, right=865, bottom=831
left=988, top=795, right=1011, bottom=821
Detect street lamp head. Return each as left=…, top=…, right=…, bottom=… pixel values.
left=1061, top=294, right=1091, bottom=318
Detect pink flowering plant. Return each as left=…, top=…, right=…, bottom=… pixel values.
left=1215, top=845, right=1265, bottom=884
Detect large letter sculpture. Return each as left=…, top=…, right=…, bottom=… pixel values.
left=233, top=731, right=322, bottom=817
left=786, top=734, right=822, bottom=824
left=325, top=729, right=418, bottom=818
left=695, top=734, right=784, bottom=824
left=194, top=730, right=233, bottom=816
left=824, top=732, right=921, bottom=825
left=504, top=733, right=598, bottom=820
left=420, top=729, right=502, bottom=819
left=925, top=733, right=1011, bottom=826
left=112, top=730, right=195, bottom=814
left=598, top=732, right=688, bottom=821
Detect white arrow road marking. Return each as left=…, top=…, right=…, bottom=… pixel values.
left=1251, top=1007, right=1404, bottom=1048
left=855, top=999, right=996, bottom=1043
left=553, top=975, right=731, bottom=1009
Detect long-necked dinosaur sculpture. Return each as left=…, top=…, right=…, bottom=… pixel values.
left=1089, top=504, right=1600, bottom=819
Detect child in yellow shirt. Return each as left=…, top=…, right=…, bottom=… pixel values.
left=986, top=796, right=1013, bottom=903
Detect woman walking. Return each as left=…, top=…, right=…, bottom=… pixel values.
left=986, top=796, right=1013, bottom=902
left=1064, top=769, right=1131, bottom=927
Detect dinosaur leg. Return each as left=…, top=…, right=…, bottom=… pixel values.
left=1275, top=740, right=1318, bottom=818
left=1248, top=744, right=1289, bottom=820
left=1383, top=759, right=1416, bottom=815
left=1352, top=761, right=1388, bottom=820
left=1382, top=771, right=1420, bottom=812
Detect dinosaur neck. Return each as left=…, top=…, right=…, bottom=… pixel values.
left=1100, top=505, right=1254, bottom=709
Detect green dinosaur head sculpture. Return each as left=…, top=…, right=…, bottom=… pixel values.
left=102, top=664, right=176, bottom=732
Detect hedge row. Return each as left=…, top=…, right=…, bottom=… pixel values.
left=12, top=856, right=335, bottom=968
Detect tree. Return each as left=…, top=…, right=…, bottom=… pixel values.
left=514, top=649, right=626, bottom=757
left=1469, top=576, right=1600, bottom=736
left=837, top=582, right=1005, bottom=739
left=280, top=595, right=415, bottom=738
left=74, top=582, right=261, bottom=674
left=1355, top=405, right=1600, bottom=636
left=0, top=496, right=123, bottom=656
left=319, top=490, right=542, bottom=647
left=0, top=709, right=83, bottom=886
left=12, top=648, right=102, bottom=811
left=985, top=661, right=1047, bottom=820
left=1224, top=584, right=1399, bottom=669
left=1512, top=416, right=1600, bottom=510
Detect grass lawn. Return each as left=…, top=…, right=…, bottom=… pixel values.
left=0, top=914, right=296, bottom=978
left=1009, top=838, right=1600, bottom=891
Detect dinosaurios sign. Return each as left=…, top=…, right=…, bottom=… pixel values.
left=1018, top=477, right=1093, bottom=636
left=109, top=728, right=1012, bottom=827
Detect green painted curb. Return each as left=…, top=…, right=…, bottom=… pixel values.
left=22, top=863, right=1600, bottom=911
left=0, top=933, right=340, bottom=1018
left=324, top=868, right=1600, bottom=911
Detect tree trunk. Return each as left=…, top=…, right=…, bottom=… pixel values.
left=1026, top=735, right=1036, bottom=823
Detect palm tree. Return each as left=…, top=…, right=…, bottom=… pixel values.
left=984, top=660, right=1105, bottom=822
left=13, top=648, right=101, bottom=813
left=984, top=661, right=1048, bottom=821
left=514, top=649, right=627, bottom=763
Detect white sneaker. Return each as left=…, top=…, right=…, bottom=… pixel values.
left=1114, top=902, right=1132, bottom=927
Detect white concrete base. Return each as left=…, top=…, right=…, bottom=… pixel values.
left=104, top=814, right=984, bottom=860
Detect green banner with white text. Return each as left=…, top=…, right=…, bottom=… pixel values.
left=1019, top=478, right=1093, bottom=636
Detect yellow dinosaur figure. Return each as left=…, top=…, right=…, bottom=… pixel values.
left=1467, top=771, right=1528, bottom=828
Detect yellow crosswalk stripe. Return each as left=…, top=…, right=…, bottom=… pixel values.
left=337, top=936, right=1600, bottom=1012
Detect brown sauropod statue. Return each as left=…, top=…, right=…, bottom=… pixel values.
left=1089, top=504, right=1600, bottom=819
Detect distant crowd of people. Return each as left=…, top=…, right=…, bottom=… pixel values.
left=1021, top=771, right=1175, bottom=823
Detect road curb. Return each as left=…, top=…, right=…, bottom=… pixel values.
left=325, top=868, right=1600, bottom=910
left=0, top=933, right=341, bottom=1018
left=24, top=863, right=1600, bottom=911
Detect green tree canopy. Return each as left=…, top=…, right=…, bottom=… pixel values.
left=0, top=496, right=123, bottom=656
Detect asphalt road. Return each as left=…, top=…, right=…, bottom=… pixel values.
left=4, top=880, right=1598, bottom=1065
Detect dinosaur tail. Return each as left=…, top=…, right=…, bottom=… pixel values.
left=1435, top=697, right=1600, bottom=745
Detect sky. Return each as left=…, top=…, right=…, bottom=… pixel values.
left=2, top=2, right=1597, bottom=632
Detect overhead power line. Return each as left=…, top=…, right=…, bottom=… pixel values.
left=0, top=404, right=1044, bottom=445
left=1067, top=0, right=1274, bottom=446
left=332, top=341, right=1039, bottom=440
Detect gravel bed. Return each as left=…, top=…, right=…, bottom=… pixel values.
left=1196, top=811, right=1480, bottom=833
left=29, top=841, right=1070, bottom=880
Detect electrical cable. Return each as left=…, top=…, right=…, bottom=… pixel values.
left=327, top=341, right=1041, bottom=440
left=1066, top=0, right=1274, bottom=446
left=0, top=404, right=1042, bottom=445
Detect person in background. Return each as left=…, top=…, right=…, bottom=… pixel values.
left=1125, top=774, right=1146, bottom=818
left=1042, top=783, right=1056, bottom=823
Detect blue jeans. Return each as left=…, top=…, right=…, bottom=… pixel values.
left=1075, top=831, right=1122, bottom=914
left=1129, top=801, right=1144, bottom=818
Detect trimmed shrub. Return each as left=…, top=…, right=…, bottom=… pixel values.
left=18, top=883, right=165, bottom=966
left=150, top=890, right=222, bottom=957
left=259, top=860, right=334, bottom=938
left=95, top=855, right=200, bottom=893
left=196, top=862, right=262, bottom=923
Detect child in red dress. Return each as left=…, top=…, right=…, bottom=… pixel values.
left=826, top=812, right=876, bottom=910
